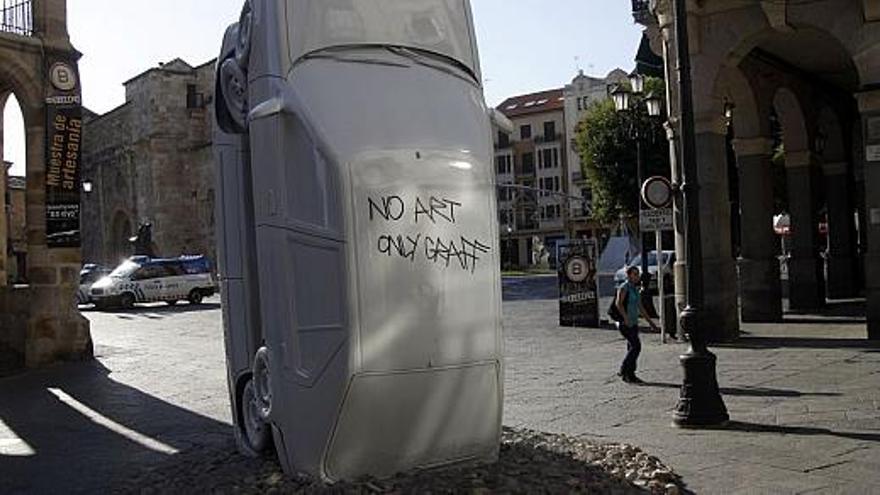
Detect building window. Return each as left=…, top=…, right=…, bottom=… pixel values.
left=186, top=84, right=205, bottom=109
left=521, top=152, right=535, bottom=174
left=497, top=131, right=510, bottom=147
left=543, top=121, right=556, bottom=140
left=540, top=149, right=550, bottom=169
left=520, top=124, right=532, bottom=140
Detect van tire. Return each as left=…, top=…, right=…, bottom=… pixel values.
left=239, top=379, right=271, bottom=455
left=235, top=0, right=253, bottom=69
left=252, top=347, right=272, bottom=422
left=188, top=290, right=204, bottom=305
left=120, top=293, right=135, bottom=309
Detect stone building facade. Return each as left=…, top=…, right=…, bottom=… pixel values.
left=494, top=89, right=569, bottom=267
left=82, top=58, right=216, bottom=266
left=0, top=0, right=92, bottom=375
left=494, top=70, right=628, bottom=268
left=635, top=0, right=880, bottom=340
left=563, top=69, right=628, bottom=234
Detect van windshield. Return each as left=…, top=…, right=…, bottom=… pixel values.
left=109, top=260, right=141, bottom=279
left=286, top=0, right=479, bottom=79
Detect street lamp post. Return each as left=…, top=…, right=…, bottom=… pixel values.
left=671, top=0, right=729, bottom=427
left=611, top=78, right=663, bottom=289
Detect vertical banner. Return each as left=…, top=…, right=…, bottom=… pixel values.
left=45, top=60, right=83, bottom=248
left=557, top=239, right=599, bottom=328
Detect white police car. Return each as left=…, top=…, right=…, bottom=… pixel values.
left=90, top=256, right=217, bottom=309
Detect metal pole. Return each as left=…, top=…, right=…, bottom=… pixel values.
left=637, top=138, right=649, bottom=280
left=657, top=229, right=665, bottom=343
left=671, top=0, right=728, bottom=427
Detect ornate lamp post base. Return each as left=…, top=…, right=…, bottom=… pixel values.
left=673, top=306, right=729, bottom=427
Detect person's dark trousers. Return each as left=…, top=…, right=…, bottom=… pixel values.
left=618, top=324, right=641, bottom=378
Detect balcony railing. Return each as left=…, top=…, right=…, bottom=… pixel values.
left=534, top=133, right=562, bottom=144
left=1, top=0, right=32, bottom=36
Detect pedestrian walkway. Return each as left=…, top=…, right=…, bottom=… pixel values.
left=504, top=294, right=880, bottom=494
left=0, top=290, right=878, bottom=493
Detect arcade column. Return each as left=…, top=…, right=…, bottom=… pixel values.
left=858, top=90, right=880, bottom=340
left=693, top=112, right=740, bottom=341
left=786, top=150, right=826, bottom=311
left=733, top=137, right=782, bottom=322
left=822, top=161, right=859, bottom=299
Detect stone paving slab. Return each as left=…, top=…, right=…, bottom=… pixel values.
left=1, top=281, right=879, bottom=493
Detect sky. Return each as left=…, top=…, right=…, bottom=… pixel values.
left=4, top=0, right=642, bottom=177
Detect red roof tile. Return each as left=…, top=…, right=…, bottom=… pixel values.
left=497, top=88, right=565, bottom=118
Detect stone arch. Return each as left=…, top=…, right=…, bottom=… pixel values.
left=686, top=1, right=868, bottom=117
left=0, top=0, right=93, bottom=373
left=773, top=87, right=809, bottom=155
left=713, top=64, right=762, bottom=139
left=815, top=106, right=846, bottom=163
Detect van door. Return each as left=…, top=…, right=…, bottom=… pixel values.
left=135, top=265, right=167, bottom=302
left=163, top=262, right=186, bottom=301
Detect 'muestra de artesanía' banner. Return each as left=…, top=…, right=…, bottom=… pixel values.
left=45, top=60, right=83, bottom=248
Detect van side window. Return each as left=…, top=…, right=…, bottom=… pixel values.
left=166, top=263, right=185, bottom=277
left=134, top=265, right=164, bottom=280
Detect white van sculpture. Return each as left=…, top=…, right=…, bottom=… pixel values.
left=213, top=0, right=506, bottom=482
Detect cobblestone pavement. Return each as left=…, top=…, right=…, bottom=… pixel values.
left=1, top=279, right=879, bottom=494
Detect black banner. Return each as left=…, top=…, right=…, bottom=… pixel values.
left=45, top=60, right=83, bottom=248
left=558, top=240, right=599, bottom=328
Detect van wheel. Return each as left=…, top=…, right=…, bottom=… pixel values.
left=252, top=347, right=272, bottom=422
left=188, top=290, right=204, bottom=305
left=218, top=58, right=248, bottom=133
left=238, top=379, right=271, bottom=455
left=120, top=293, right=135, bottom=309
left=235, top=0, right=253, bottom=69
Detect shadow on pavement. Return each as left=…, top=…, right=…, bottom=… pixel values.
left=502, top=276, right=558, bottom=301
left=715, top=337, right=879, bottom=350
left=781, top=317, right=867, bottom=325
left=80, top=302, right=221, bottom=318
left=713, top=421, right=880, bottom=443
left=641, top=382, right=840, bottom=398
left=0, top=360, right=230, bottom=493
left=786, top=300, right=866, bottom=318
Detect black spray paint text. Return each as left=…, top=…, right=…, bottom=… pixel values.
left=368, top=194, right=490, bottom=274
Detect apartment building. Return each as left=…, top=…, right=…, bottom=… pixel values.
left=563, top=69, right=628, bottom=235
left=495, top=88, right=568, bottom=268
left=494, top=69, right=626, bottom=269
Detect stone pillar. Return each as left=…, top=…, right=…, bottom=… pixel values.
left=33, top=0, right=70, bottom=45
left=0, top=95, right=7, bottom=287
left=23, top=105, right=92, bottom=368
left=822, top=161, right=859, bottom=299
left=733, top=137, right=782, bottom=322
left=858, top=90, right=880, bottom=340
left=1, top=164, right=7, bottom=287
left=694, top=113, right=740, bottom=341
left=786, top=150, right=826, bottom=311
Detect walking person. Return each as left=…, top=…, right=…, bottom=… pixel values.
left=616, top=266, right=659, bottom=384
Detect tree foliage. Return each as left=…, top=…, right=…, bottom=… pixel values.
left=574, top=81, right=671, bottom=226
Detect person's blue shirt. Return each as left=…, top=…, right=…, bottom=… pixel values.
left=621, top=280, right=640, bottom=325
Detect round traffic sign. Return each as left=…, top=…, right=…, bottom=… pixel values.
left=641, top=176, right=673, bottom=209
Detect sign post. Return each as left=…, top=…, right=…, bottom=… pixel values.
left=557, top=239, right=599, bottom=328
left=640, top=176, right=674, bottom=342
